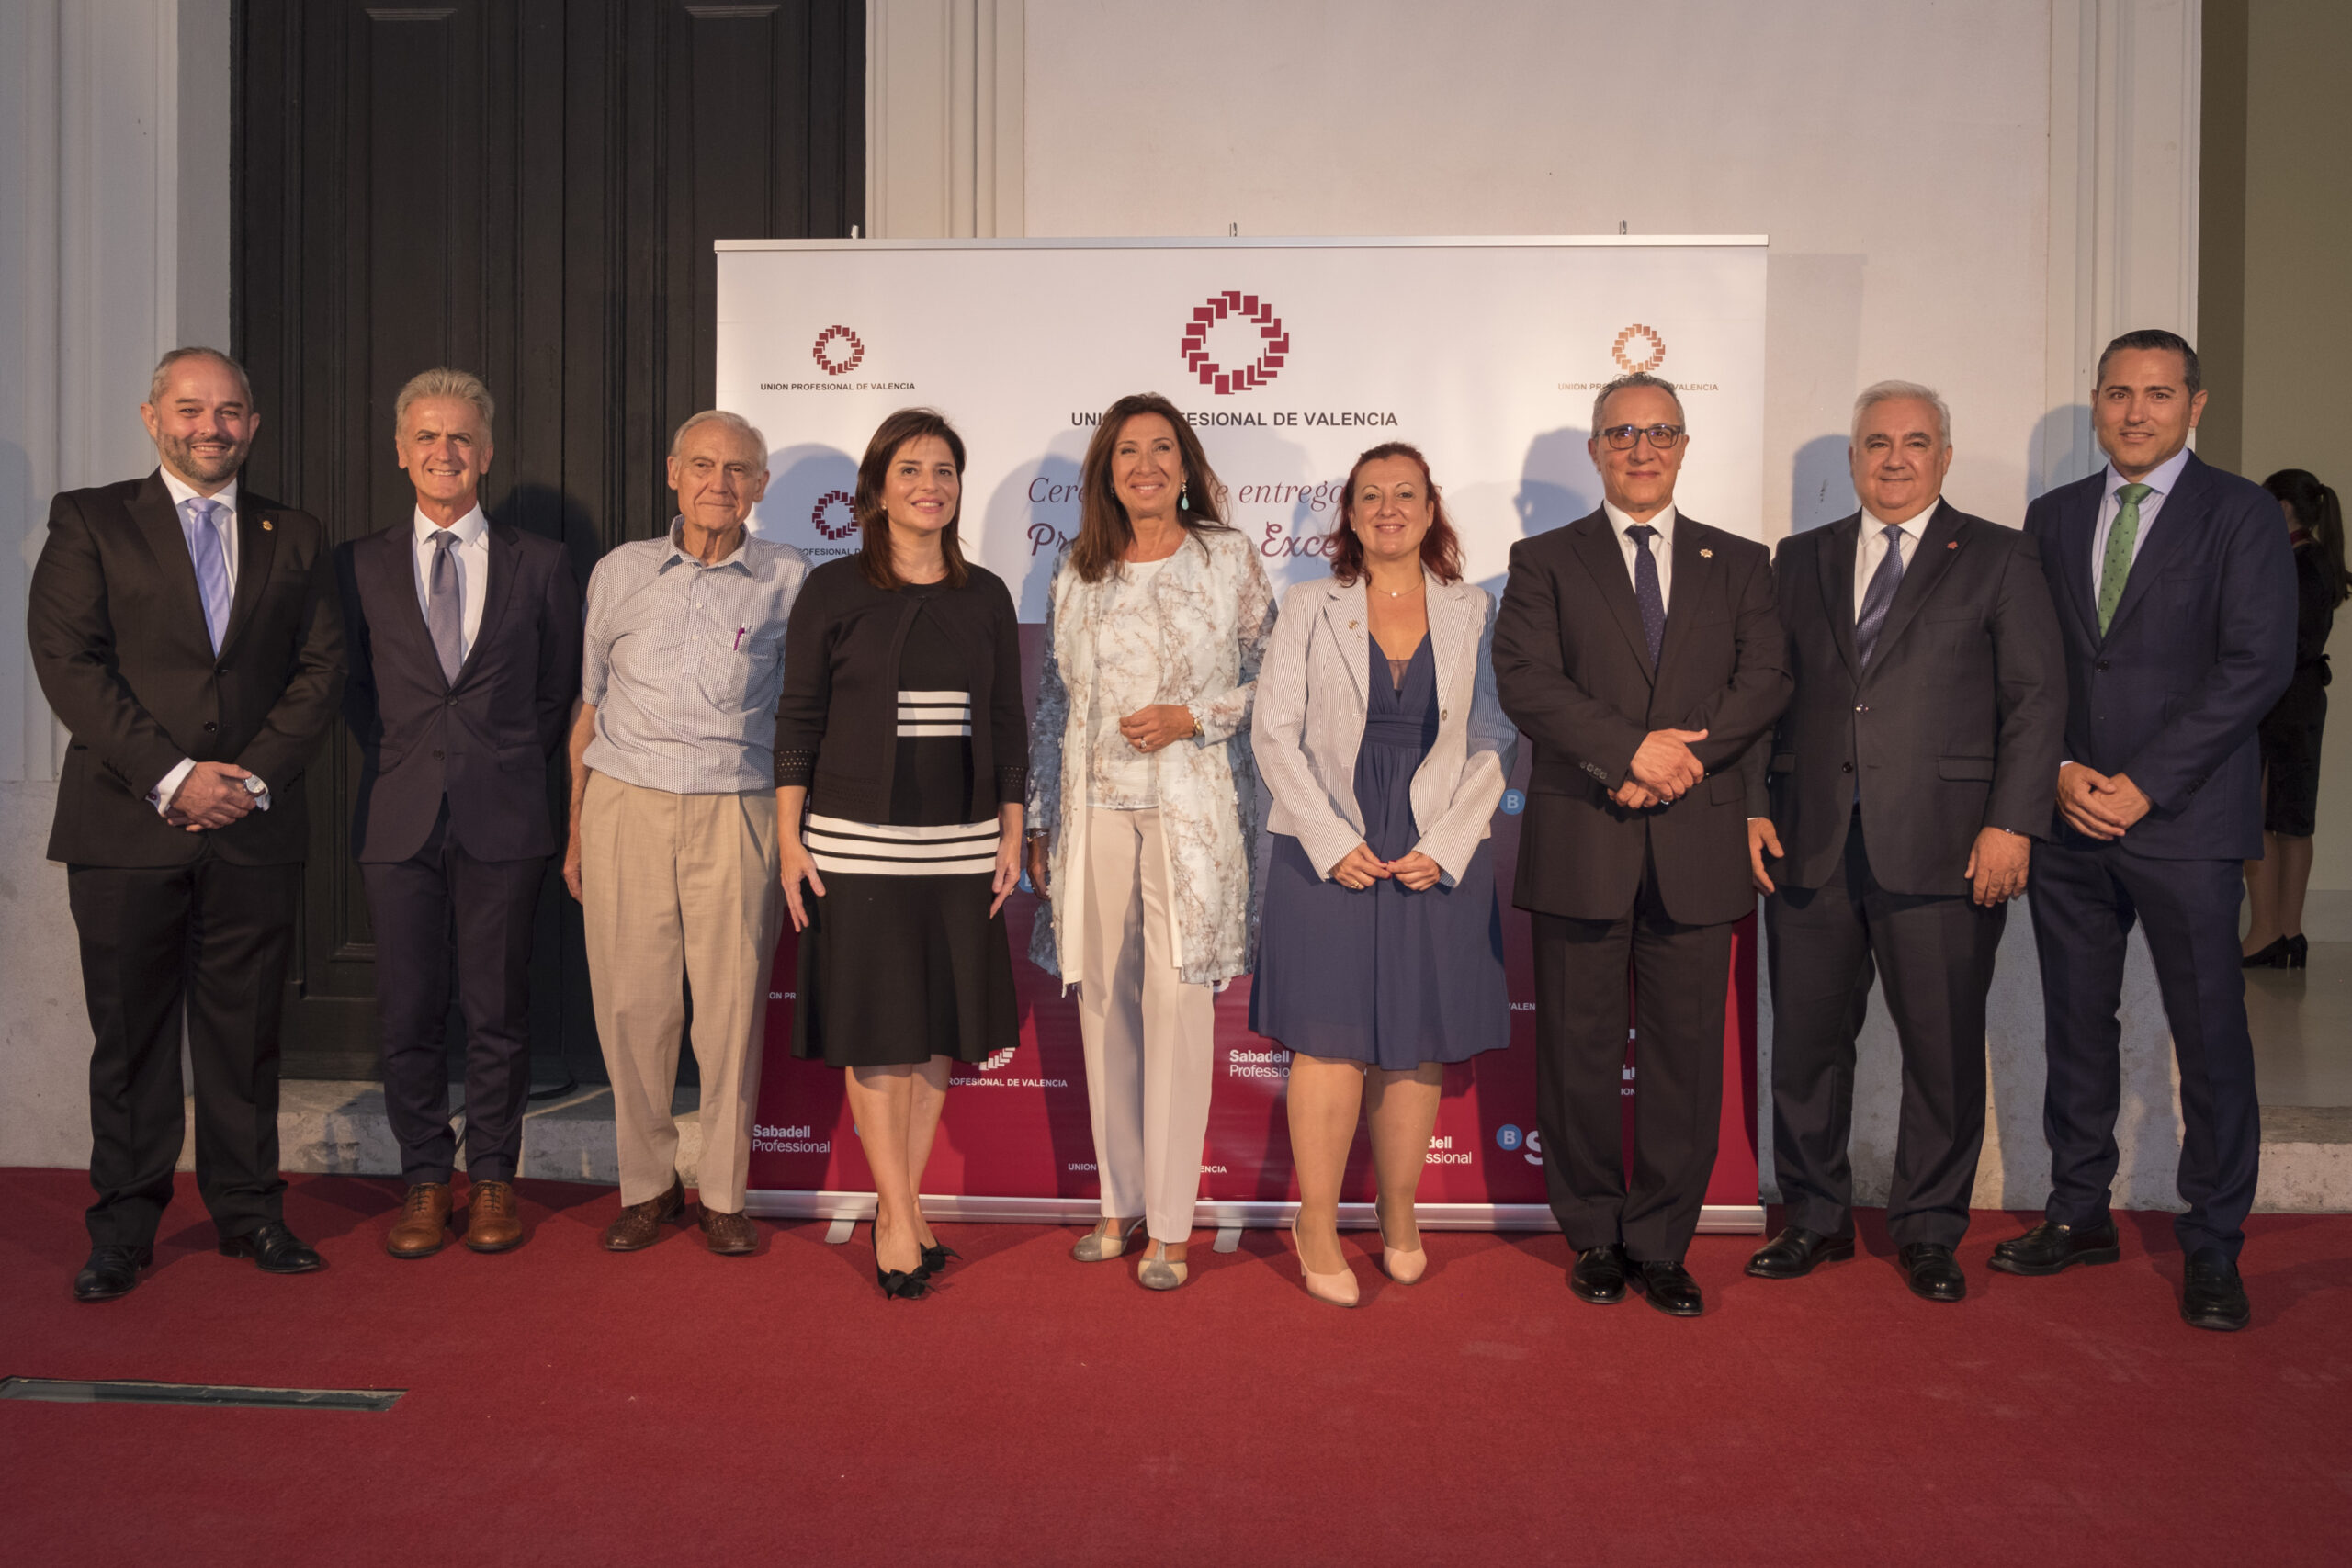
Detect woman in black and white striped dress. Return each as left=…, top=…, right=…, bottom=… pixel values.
left=775, top=408, right=1025, bottom=1299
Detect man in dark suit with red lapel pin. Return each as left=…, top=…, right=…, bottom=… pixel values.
left=1493, top=370, right=1790, bottom=1317
left=336, top=368, right=582, bottom=1258
left=28, top=347, right=345, bottom=1301
left=1997, top=330, right=2293, bottom=1331
left=1741, top=382, right=2065, bottom=1303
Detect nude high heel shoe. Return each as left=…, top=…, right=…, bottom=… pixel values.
left=1379, top=1206, right=1427, bottom=1285
left=1290, top=1216, right=1359, bottom=1308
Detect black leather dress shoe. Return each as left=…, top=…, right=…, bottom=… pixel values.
left=1987, top=1219, right=2120, bottom=1276
left=1746, top=1225, right=1856, bottom=1280
left=2181, top=1250, right=2250, bottom=1332
left=1630, top=1258, right=1703, bottom=1317
left=1569, top=1244, right=1628, bottom=1304
left=74, top=1244, right=153, bottom=1302
left=220, top=1221, right=322, bottom=1274
left=1898, top=1243, right=1967, bottom=1303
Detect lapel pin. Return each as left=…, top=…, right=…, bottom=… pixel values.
left=261, top=519, right=274, bottom=532
left=1699, top=547, right=1713, bottom=558
left=1348, top=619, right=1360, bottom=630
left=1947, top=541, right=1958, bottom=549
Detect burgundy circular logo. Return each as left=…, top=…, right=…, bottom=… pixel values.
left=810, top=489, right=857, bottom=540
left=1180, top=291, right=1288, bottom=395
left=1612, top=322, right=1667, bottom=374
left=811, top=324, right=865, bottom=376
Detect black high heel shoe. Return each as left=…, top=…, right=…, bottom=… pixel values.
left=919, top=1241, right=960, bottom=1276
left=876, top=1264, right=930, bottom=1300
left=2288, top=934, right=2309, bottom=969
left=2242, top=937, right=2290, bottom=969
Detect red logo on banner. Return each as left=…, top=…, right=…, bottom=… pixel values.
left=811, top=324, right=865, bottom=376
left=810, top=489, right=857, bottom=539
left=1611, top=322, right=1667, bottom=374
left=1180, top=291, right=1288, bottom=395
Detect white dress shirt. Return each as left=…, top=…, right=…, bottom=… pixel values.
left=151, top=468, right=266, bottom=815
left=1604, top=499, right=1679, bottom=612
left=413, top=503, right=491, bottom=660
left=1853, top=504, right=1928, bottom=621
left=2091, top=444, right=2193, bottom=575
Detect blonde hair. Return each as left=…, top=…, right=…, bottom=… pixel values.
left=394, top=367, right=496, bottom=439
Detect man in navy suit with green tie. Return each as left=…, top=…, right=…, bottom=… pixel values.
left=2001, top=329, right=2294, bottom=1331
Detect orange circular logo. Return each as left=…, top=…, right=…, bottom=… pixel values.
left=1611, top=323, right=1667, bottom=374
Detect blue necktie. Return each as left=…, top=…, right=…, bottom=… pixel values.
left=181, top=498, right=232, bottom=653
left=1626, top=524, right=1666, bottom=668
left=1855, top=524, right=1905, bottom=667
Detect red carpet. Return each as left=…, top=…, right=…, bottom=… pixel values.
left=1, top=1168, right=2346, bottom=1566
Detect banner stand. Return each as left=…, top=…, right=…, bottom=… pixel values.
left=742, top=1193, right=1765, bottom=1235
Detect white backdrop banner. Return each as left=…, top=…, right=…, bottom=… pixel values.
left=716, top=236, right=1767, bottom=617
left=718, top=237, right=1770, bottom=1228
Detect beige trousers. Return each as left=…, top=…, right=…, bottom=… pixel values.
left=1075, top=807, right=1217, bottom=1243
left=581, top=773, right=781, bottom=1212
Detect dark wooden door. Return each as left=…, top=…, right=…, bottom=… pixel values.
left=232, top=0, right=864, bottom=1079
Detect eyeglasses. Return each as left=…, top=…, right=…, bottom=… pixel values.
left=1600, top=424, right=1686, bottom=450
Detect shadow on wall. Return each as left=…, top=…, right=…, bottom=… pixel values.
left=2030, top=404, right=2098, bottom=503
left=1488, top=425, right=1596, bottom=600
left=1791, top=434, right=1854, bottom=533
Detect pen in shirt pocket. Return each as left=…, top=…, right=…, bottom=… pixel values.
left=734, top=626, right=748, bottom=650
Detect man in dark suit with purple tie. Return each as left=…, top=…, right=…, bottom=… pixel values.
left=29, top=347, right=345, bottom=1301
left=2000, top=330, right=2295, bottom=1331
left=336, top=369, right=582, bottom=1258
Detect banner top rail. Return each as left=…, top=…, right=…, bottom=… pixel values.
left=714, top=234, right=1769, bottom=254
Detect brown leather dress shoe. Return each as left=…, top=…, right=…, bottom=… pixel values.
left=700, top=1206, right=757, bottom=1256
left=387, top=1182, right=452, bottom=1258
left=464, top=1179, right=524, bottom=1253
left=602, top=1175, right=686, bottom=1251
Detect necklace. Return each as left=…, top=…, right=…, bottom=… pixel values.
left=1371, top=581, right=1420, bottom=600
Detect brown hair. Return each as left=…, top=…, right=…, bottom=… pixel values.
left=1327, top=442, right=1464, bottom=586
left=854, top=408, right=969, bottom=591
left=1069, top=392, right=1231, bottom=583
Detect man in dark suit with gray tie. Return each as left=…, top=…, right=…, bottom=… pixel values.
left=1493, top=371, right=1790, bottom=1317
left=1742, top=382, right=2065, bottom=1303
left=29, top=347, right=345, bottom=1301
left=336, top=368, right=582, bottom=1258
left=1998, top=330, right=2293, bottom=1331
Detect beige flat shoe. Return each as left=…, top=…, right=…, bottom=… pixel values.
left=1136, top=1239, right=1190, bottom=1291
left=1071, top=1215, right=1144, bottom=1263
left=1291, top=1216, right=1359, bottom=1308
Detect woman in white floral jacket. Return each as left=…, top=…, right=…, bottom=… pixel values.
left=1025, top=392, right=1275, bottom=1292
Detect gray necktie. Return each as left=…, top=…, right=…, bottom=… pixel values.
left=427, top=531, right=464, bottom=682
left=1855, top=525, right=1905, bottom=666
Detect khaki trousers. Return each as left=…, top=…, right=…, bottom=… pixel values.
left=1075, top=807, right=1217, bottom=1243
left=581, top=773, right=781, bottom=1212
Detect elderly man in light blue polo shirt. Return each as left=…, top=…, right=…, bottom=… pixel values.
left=563, top=409, right=808, bottom=1256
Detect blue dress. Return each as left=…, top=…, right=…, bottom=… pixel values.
left=1250, top=634, right=1510, bottom=1068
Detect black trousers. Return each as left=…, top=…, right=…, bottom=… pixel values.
left=1765, top=814, right=2003, bottom=1249
left=68, top=854, right=300, bottom=1249
left=1532, top=849, right=1733, bottom=1263
left=361, top=802, right=547, bottom=1186
left=2027, top=837, right=2259, bottom=1261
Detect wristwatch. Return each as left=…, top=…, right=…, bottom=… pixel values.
left=243, top=775, right=268, bottom=797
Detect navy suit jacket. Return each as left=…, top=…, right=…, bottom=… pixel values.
left=2021, top=451, right=2294, bottom=862
left=336, top=519, right=582, bottom=864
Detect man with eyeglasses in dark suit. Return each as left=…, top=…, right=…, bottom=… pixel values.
left=1493, top=371, right=1790, bottom=1317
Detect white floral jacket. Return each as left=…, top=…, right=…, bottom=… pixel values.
left=1027, top=527, right=1278, bottom=987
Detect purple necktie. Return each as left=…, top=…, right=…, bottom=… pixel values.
left=181, top=499, right=232, bottom=652
left=426, top=531, right=464, bottom=683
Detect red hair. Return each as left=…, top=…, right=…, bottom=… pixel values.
left=1326, top=441, right=1463, bottom=585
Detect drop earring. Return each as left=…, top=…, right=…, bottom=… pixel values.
left=1180, top=480, right=1190, bottom=512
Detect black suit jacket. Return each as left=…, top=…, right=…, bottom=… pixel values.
left=1746, top=502, right=2067, bottom=895
left=2022, top=452, right=2295, bottom=862
left=336, top=519, right=582, bottom=864
left=28, top=471, right=344, bottom=867
left=1493, top=507, right=1790, bottom=926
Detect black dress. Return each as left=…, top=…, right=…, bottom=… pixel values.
left=791, top=582, right=1018, bottom=1066
left=2258, top=539, right=2335, bottom=838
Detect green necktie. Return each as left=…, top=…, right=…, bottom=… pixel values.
left=2096, top=481, right=2154, bottom=636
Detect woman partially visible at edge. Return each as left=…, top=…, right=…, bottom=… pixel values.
left=1250, top=442, right=1517, bottom=1306
left=774, top=408, right=1026, bottom=1299
left=2243, top=468, right=2347, bottom=969
left=1025, top=391, right=1276, bottom=1292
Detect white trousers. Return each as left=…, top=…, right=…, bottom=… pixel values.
left=1075, top=807, right=1217, bottom=1244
